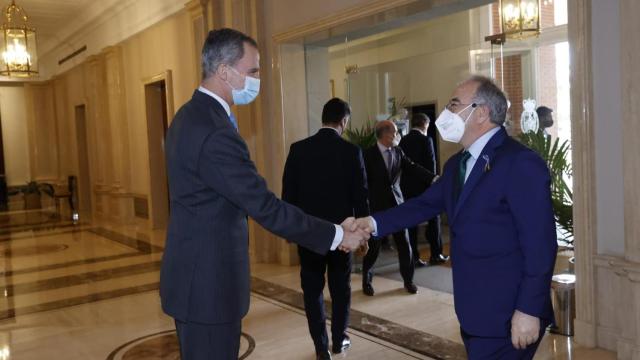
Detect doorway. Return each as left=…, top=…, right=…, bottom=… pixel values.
left=0, top=112, right=6, bottom=212
left=74, top=105, right=92, bottom=215
left=408, top=103, right=439, bottom=172
left=144, top=71, right=173, bottom=229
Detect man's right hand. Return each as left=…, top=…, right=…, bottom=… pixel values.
left=354, top=216, right=375, bottom=234
left=338, top=217, right=370, bottom=252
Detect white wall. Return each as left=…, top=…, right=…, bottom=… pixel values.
left=591, top=0, right=625, bottom=256
left=0, top=85, right=30, bottom=186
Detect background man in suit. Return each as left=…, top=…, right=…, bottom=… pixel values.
left=536, top=106, right=554, bottom=138
left=399, top=113, right=449, bottom=267
left=355, top=76, right=557, bottom=359
left=159, top=28, right=368, bottom=360
left=282, top=98, right=369, bottom=360
left=361, top=120, right=435, bottom=296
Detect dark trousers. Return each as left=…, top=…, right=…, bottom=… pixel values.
left=298, top=246, right=352, bottom=354
left=460, top=326, right=546, bottom=360
left=174, top=319, right=241, bottom=360
left=362, top=230, right=414, bottom=284
left=407, top=215, right=443, bottom=261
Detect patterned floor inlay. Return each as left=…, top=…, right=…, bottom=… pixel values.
left=106, top=330, right=255, bottom=360
left=251, top=277, right=466, bottom=360
left=0, top=243, right=69, bottom=257
left=0, top=226, right=162, bottom=277
left=0, top=282, right=159, bottom=320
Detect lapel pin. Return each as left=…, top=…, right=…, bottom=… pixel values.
left=482, top=154, right=491, bottom=173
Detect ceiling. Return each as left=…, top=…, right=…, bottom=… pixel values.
left=1, top=0, right=95, bottom=49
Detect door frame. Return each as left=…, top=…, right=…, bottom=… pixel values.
left=142, top=70, right=174, bottom=229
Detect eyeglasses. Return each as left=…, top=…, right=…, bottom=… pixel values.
left=445, top=101, right=479, bottom=112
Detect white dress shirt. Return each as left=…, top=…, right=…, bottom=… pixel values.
left=377, top=142, right=394, bottom=172
left=462, top=126, right=501, bottom=183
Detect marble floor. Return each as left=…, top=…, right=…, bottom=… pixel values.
left=0, top=210, right=616, bottom=359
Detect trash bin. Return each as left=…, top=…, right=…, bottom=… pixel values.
left=550, top=273, right=576, bottom=336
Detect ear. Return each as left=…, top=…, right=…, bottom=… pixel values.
left=218, top=64, right=230, bottom=81
left=475, top=104, right=491, bottom=124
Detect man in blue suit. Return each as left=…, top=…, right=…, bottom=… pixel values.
left=160, top=29, right=368, bottom=360
left=355, top=76, right=557, bottom=359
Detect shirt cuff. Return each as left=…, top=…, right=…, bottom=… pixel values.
left=370, top=216, right=379, bottom=236
left=330, top=225, right=343, bottom=251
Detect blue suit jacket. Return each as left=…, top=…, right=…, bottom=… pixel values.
left=160, top=91, right=335, bottom=324
left=373, top=127, right=557, bottom=337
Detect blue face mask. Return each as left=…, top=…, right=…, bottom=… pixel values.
left=227, top=66, right=260, bottom=105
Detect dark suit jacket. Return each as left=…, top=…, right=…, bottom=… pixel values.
left=363, top=144, right=434, bottom=213
left=373, top=128, right=557, bottom=337
left=282, top=128, right=369, bottom=224
left=160, top=90, right=335, bottom=324
left=399, top=129, right=437, bottom=198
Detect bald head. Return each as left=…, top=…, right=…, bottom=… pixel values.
left=375, top=120, right=398, bottom=148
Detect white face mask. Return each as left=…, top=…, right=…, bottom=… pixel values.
left=435, top=104, right=476, bottom=143
left=226, top=66, right=260, bottom=105
left=392, top=133, right=401, bottom=147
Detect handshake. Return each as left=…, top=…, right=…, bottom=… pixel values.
left=337, top=216, right=375, bottom=253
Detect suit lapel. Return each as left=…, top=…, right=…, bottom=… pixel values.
left=372, top=147, right=392, bottom=186
left=453, top=128, right=508, bottom=220
left=390, top=148, right=401, bottom=182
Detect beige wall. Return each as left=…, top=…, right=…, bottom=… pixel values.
left=0, top=84, right=30, bottom=186
left=119, top=10, right=198, bottom=195
left=16, top=9, right=197, bottom=222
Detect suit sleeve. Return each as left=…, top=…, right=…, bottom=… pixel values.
left=198, top=127, right=334, bottom=255
left=372, top=169, right=448, bottom=237
left=399, top=149, right=435, bottom=184
left=507, top=151, right=558, bottom=318
left=351, top=147, right=370, bottom=218
left=282, top=144, right=298, bottom=206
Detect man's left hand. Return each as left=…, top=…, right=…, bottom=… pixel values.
left=510, top=310, right=540, bottom=350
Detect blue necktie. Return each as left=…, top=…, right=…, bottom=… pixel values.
left=229, top=113, right=238, bottom=131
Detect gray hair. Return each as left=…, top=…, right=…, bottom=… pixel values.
left=201, top=28, right=258, bottom=80
left=467, top=75, right=508, bottom=126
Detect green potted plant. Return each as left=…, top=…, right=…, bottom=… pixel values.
left=518, top=130, right=573, bottom=244
left=343, top=120, right=377, bottom=149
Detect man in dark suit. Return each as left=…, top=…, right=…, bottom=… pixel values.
left=361, top=120, right=435, bottom=296
left=399, top=113, right=449, bottom=266
left=282, top=98, right=369, bottom=360
left=159, top=28, right=369, bottom=360
left=355, top=76, right=557, bottom=359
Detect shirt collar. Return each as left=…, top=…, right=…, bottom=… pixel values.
left=198, top=86, right=231, bottom=116
left=377, top=141, right=391, bottom=153
left=411, top=127, right=426, bottom=135
left=320, top=126, right=341, bottom=135
left=467, top=126, right=501, bottom=159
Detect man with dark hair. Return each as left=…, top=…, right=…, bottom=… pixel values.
left=536, top=106, right=554, bottom=136
left=361, top=120, right=435, bottom=296
left=400, top=113, right=449, bottom=267
left=355, top=76, right=557, bottom=359
left=160, top=28, right=369, bottom=360
left=282, top=97, right=369, bottom=360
